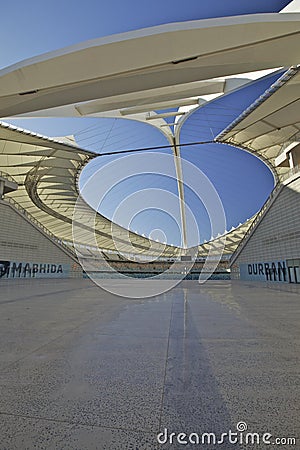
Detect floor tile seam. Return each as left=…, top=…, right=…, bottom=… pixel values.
left=0, top=410, right=155, bottom=434
left=197, top=336, right=299, bottom=344
left=0, top=324, right=170, bottom=370
left=195, top=337, right=283, bottom=342
left=0, top=314, right=112, bottom=370
left=0, top=285, right=98, bottom=305
left=85, top=332, right=168, bottom=340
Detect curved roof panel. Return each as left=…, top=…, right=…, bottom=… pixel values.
left=217, top=66, right=300, bottom=180
left=0, top=14, right=300, bottom=118
left=0, top=120, right=268, bottom=257
left=0, top=121, right=183, bottom=257
left=0, top=15, right=299, bottom=258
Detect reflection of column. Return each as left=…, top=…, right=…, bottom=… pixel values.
left=183, top=287, right=187, bottom=338
left=172, top=138, right=188, bottom=250
left=183, top=287, right=188, bottom=381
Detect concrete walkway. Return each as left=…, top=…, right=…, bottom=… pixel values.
left=0, top=279, right=299, bottom=449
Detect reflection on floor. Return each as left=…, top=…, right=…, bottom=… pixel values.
left=0, top=279, right=299, bottom=449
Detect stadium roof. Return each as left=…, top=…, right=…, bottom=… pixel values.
left=217, top=65, right=300, bottom=180
left=0, top=12, right=299, bottom=257
left=0, top=121, right=182, bottom=257
left=0, top=14, right=300, bottom=119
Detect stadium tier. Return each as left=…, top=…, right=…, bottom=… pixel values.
left=0, top=13, right=299, bottom=286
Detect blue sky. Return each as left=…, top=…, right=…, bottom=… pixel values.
left=1, top=0, right=292, bottom=247
left=0, top=0, right=291, bottom=68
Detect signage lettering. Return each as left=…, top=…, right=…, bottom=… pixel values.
left=0, top=261, right=69, bottom=279
left=240, top=260, right=287, bottom=282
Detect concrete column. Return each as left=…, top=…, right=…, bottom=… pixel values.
left=289, top=150, right=296, bottom=168
left=0, top=180, right=4, bottom=199
left=288, top=145, right=300, bottom=169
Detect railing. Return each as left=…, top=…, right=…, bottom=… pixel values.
left=231, top=165, right=300, bottom=265
left=3, top=196, right=77, bottom=257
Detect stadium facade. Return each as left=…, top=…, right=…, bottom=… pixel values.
left=0, top=12, right=299, bottom=286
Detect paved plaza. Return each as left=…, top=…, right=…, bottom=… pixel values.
left=0, top=279, right=299, bottom=449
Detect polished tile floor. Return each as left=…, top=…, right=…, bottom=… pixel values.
left=0, top=279, right=299, bottom=449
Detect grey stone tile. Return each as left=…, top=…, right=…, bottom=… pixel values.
left=53, top=423, right=157, bottom=450
left=0, top=279, right=299, bottom=449
left=0, top=414, right=158, bottom=450
left=0, top=333, right=167, bottom=431
left=160, top=336, right=232, bottom=436
left=0, top=414, right=71, bottom=450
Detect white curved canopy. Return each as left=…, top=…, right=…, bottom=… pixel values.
left=0, top=14, right=300, bottom=118
left=0, top=121, right=180, bottom=257
left=0, top=14, right=299, bottom=257
left=0, top=120, right=251, bottom=257
left=217, top=66, right=300, bottom=181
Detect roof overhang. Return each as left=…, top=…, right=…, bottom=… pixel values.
left=1, top=14, right=300, bottom=257
left=0, top=13, right=300, bottom=119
